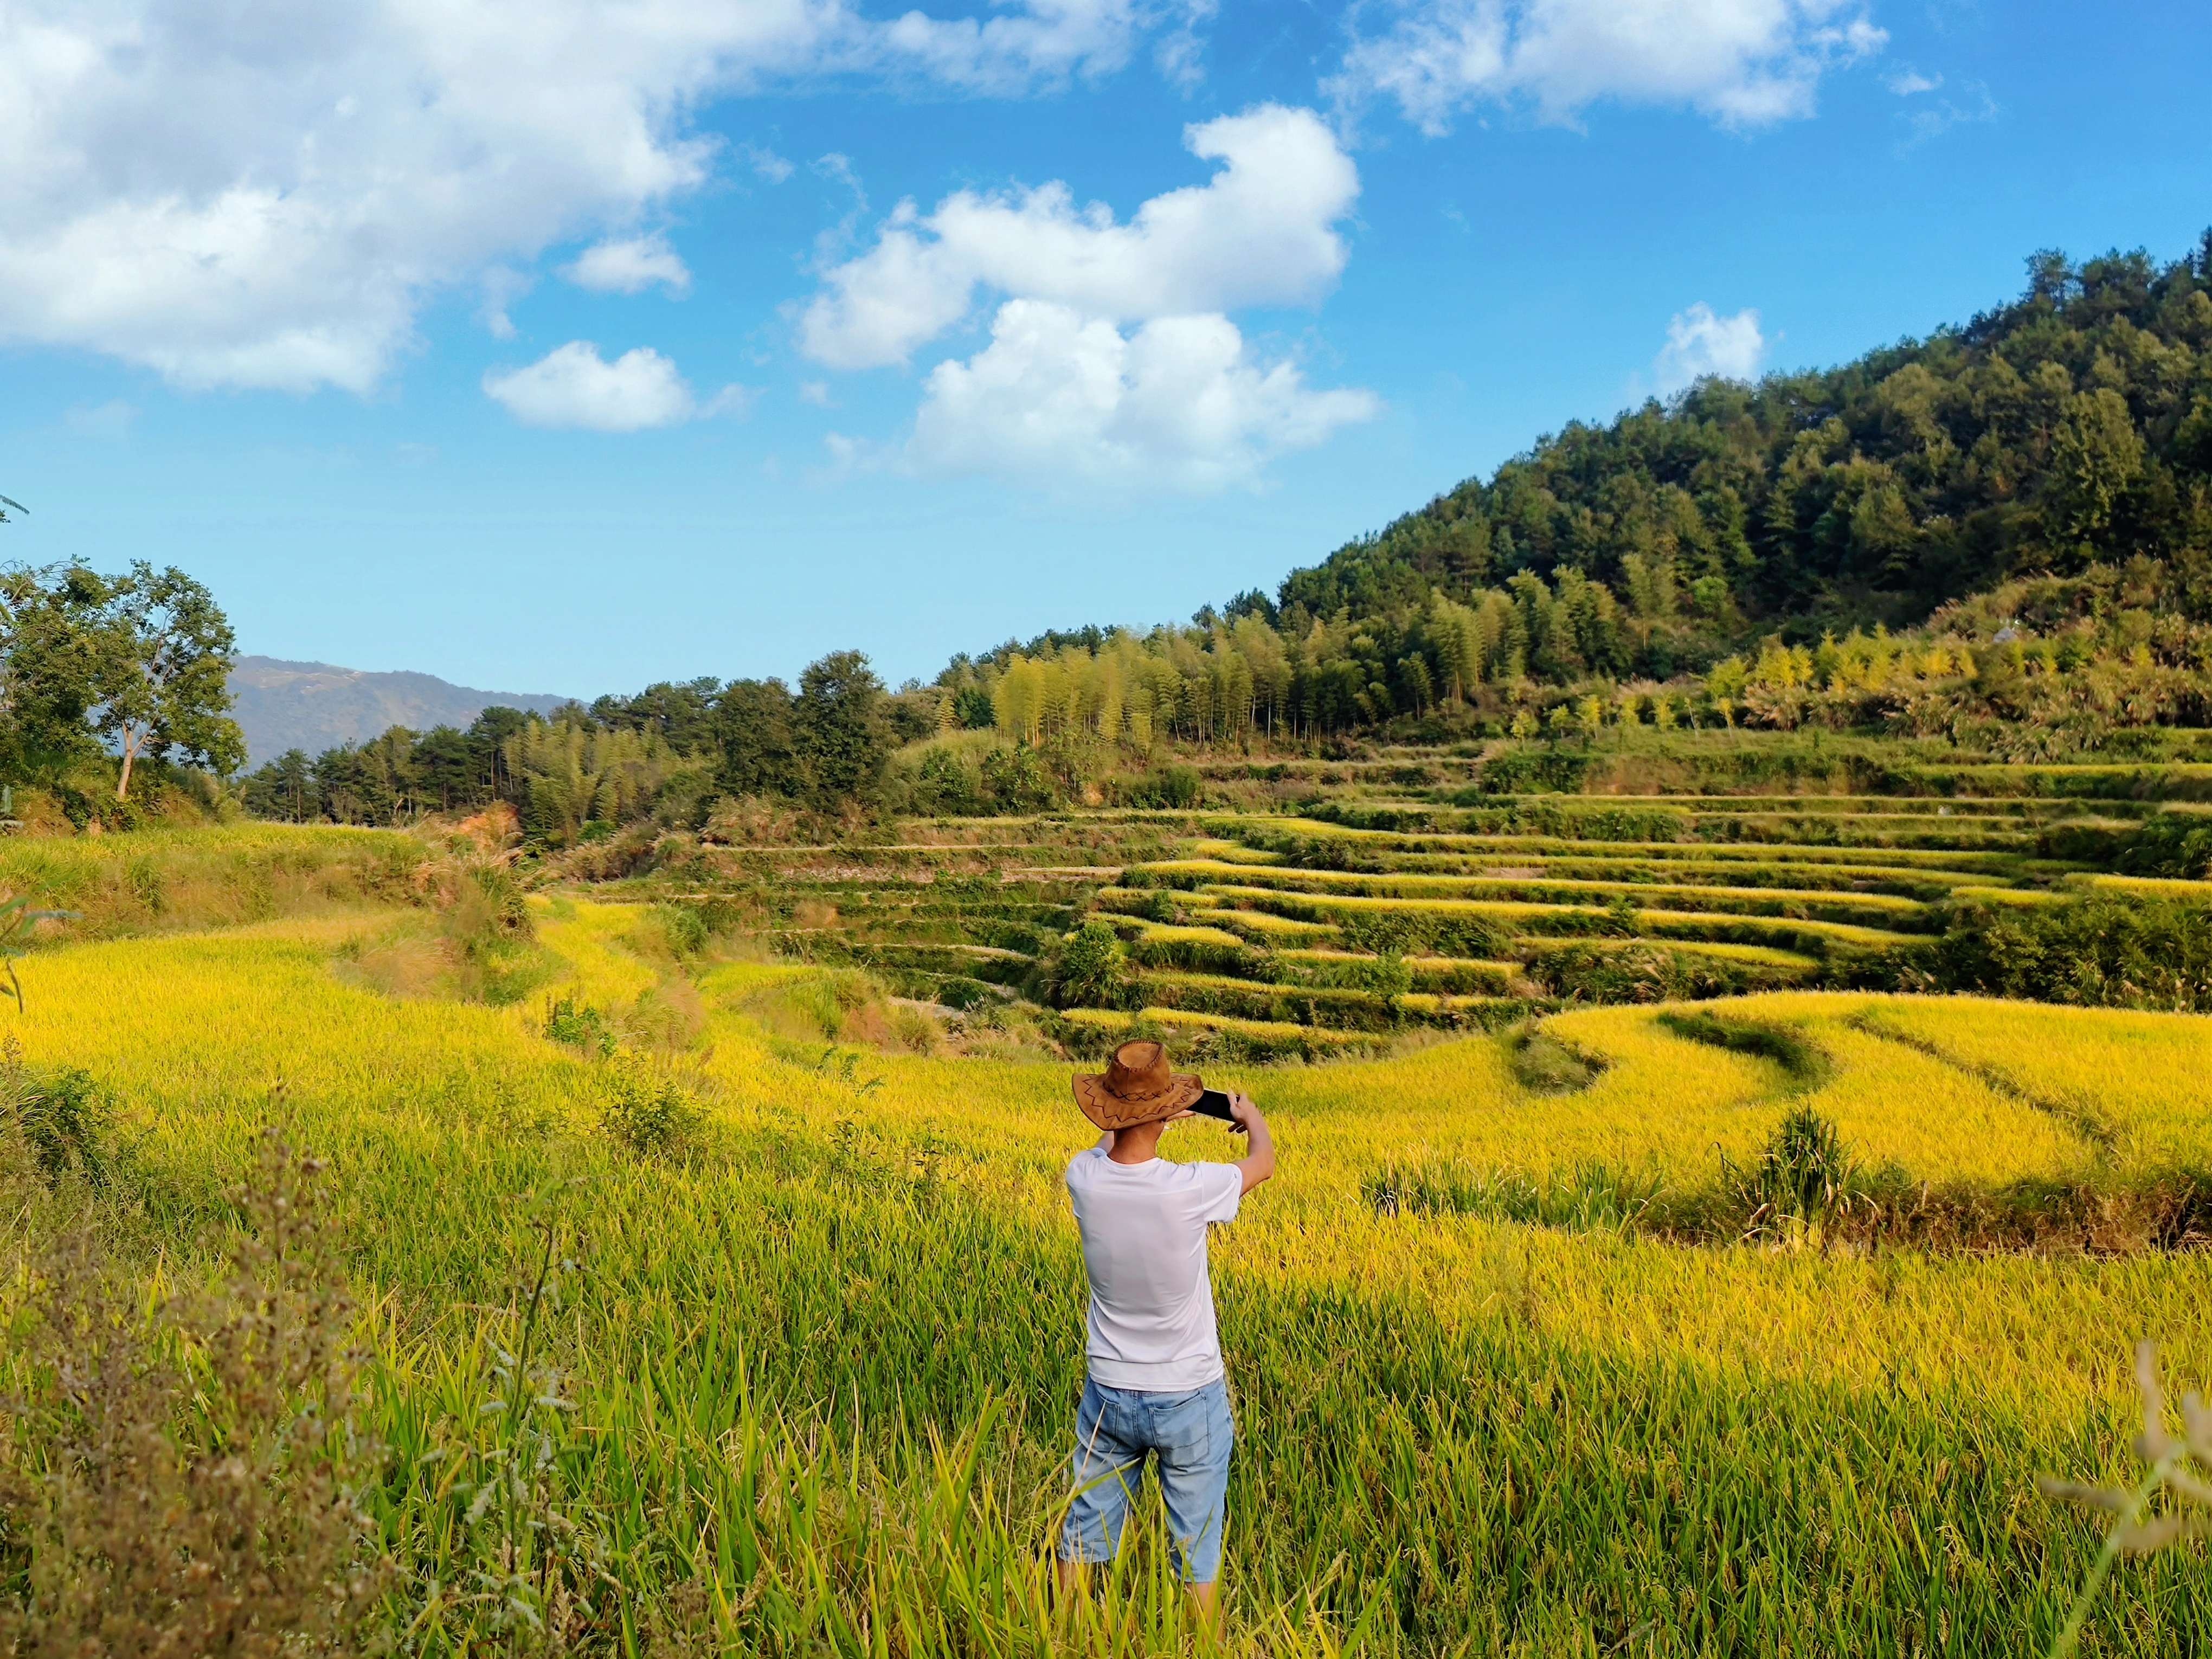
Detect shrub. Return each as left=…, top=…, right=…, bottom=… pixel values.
left=1113, top=764, right=1203, bottom=809
left=937, top=975, right=996, bottom=1011
left=2118, top=811, right=2212, bottom=879
left=1531, top=802, right=1687, bottom=843
left=599, top=1063, right=705, bottom=1160
left=978, top=745, right=1060, bottom=814
left=1041, top=919, right=1130, bottom=1009
left=1464, top=747, right=1594, bottom=796
left=0, top=1038, right=111, bottom=1189
left=0, top=1135, right=381, bottom=1654
left=1919, top=893, right=2212, bottom=1011
left=543, top=994, right=616, bottom=1057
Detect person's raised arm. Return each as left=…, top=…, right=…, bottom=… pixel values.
left=1227, top=1092, right=1275, bottom=1195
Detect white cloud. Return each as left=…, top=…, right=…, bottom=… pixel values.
left=798, top=380, right=835, bottom=407
left=63, top=398, right=137, bottom=439
left=799, top=104, right=1357, bottom=369
left=1153, top=0, right=1218, bottom=93
left=1899, top=79, right=1996, bottom=148
left=910, top=299, right=1378, bottom=490
left=478, top=268, right=535, bottom=341
left=1330, top=0, right=1887, bottom=135
left=1654, top=303, right=1765, bottom=393
left=483, top=341, right=744, bottom=431
left=737, top=141, right=798, bottom=184
left=563, top=235, right=692, bottom=296
left=874, top=0, right=1156, bottom=92
left=1886, top=67, right=1940, bottom=94
left=0, top=0, right=1189, bottom=395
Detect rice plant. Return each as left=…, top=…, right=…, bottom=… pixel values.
left=2, top=830, right=2210, bottom=1652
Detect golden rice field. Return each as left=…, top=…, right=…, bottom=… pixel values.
left=6, top=886, right=2212, bottom=1655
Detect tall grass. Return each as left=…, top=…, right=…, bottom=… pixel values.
left=3, top=897, right=2211, bottom=1651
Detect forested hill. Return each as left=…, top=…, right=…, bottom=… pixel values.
left=1270, top=239, right=2212, bottom=640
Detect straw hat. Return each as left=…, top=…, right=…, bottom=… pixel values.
left=1072, top=1040, right=1204, bottom=1131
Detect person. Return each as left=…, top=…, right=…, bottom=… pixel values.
left=1056, top=1039, right=1277, bottom=1625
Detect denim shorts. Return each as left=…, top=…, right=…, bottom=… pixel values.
left=1058, top=1377, right=1235, bottom=1584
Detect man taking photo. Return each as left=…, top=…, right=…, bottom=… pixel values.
left=1056, top=1039, right=1277, bottom=1625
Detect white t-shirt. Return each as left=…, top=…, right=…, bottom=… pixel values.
left=1065, top=1146, right=1243, bottom=1391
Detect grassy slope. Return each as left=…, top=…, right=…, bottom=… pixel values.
left=0, top=824, right=425, bottom=942
left=7, top=894, right=2212, bottom=1654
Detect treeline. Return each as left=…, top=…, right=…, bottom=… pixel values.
left=239, top=234, right=2212, bottom=832
left=239, top=651, right=936, bottom=839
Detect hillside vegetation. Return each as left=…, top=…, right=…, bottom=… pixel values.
left=226, top=239, right=2212, bottom=852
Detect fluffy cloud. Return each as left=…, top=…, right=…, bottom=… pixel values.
left=1331, top=0, right=1886, bottom=134
left=799, top=105, right=1358, bottom=369
left=873, top=0, right=1155, bottom=93
left=910, top=299, right=1378, bottom=490
left=1654, top=302, right=1765, bottom=392
left=483, top=342, right=742, bottom=431
left=0, top=0, right=1186, bottom=394
left=563, top=235, right=692, bottom=296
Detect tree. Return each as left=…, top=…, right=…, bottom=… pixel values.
left=241, top=749, right=320, bottom=822
left=0, top=564, right=104, bottom=779
left=592, top=677, right=722, bottom=750
left=713, top=678, right=799, bottom=798
left=81, top=564, right=243, bottom=800
left=794, top=651, right=891, bottom=808
left=2048, top=388, right=2147, bottom=560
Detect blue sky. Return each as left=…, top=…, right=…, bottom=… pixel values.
left=3, top=0, right=2206, bottom=698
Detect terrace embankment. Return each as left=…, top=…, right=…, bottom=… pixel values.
left=568, top=744, right=2211, bottom=1054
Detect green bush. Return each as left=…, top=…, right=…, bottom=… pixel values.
left=1464, top=747, right=1594, bottom=796
left=2118, top=812, right=2212, bottom=880
left=1915, top=893, right=2212, bottom=1011
left=1112, top=765, right=1203, bottom=809
left=978, top=745, right=1061, bottom=814
left=600, top=1064, right=705, bottom=1160
left=544, top=996, right=616, bottom=1058
left=1039, top=919, right=1129, bottom=1009
left=0, top=1042, right=111, bottom=1190
left=1726, top=1107, right=1861, bottom=1235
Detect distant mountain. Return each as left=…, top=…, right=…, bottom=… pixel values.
left=228, top=656, right=578, bottom=766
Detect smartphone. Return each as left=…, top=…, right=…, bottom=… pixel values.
left=1191, top=1089, right=1240, bottom=1124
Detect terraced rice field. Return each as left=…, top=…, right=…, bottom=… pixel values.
left=610, top=752, right=2208, bottom=1051
left=7, top=885, right=2211, bottom=1653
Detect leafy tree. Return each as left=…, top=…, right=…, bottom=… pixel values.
left=794, top=651, right=891, bottom=808
left=410, top=725, right=476, bottom=812
left=713, top=678, right=798, bottom=798
left=79, top=564, right=242, bottom=800
left=592, top=677, right=722, bottom=751
left=240, top=749, right=320, bottom=822
left=0, top=565, right=104, bottom=779
left=886, top=684, right=941, bottom=744
left=951, top=685, right=996, bottom=729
